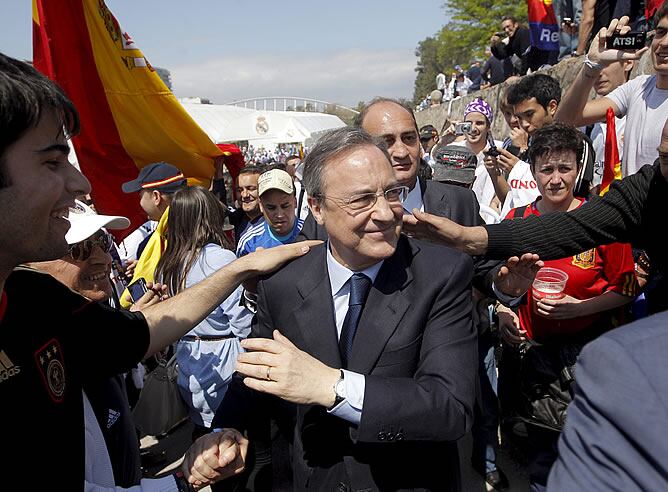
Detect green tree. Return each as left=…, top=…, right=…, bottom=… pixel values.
left=413, top=36, right=441, bottom=106
left=413, top=0, right=527, bottom=104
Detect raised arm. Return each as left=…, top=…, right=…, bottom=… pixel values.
left=556, top=16, right=646, bottom=126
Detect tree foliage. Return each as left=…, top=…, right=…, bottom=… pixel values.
left=413, top=0, right=527, bottom=104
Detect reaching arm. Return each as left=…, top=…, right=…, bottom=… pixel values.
left=556, top=16, right=647, bottom=126
left=576, top=0, right=596, bottom=55
left=139, top=241, right=319, bottom=358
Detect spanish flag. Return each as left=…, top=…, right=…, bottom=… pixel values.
left=32, top=0, right=223, bottom=238
left=600, top=107, right=622, bottom=196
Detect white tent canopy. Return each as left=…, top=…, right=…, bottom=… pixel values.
left=180, top=102, right=346, bottom=149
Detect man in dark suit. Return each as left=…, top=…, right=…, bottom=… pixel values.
left=547, top=311, right=668, bottom=491
left=206, top=127, right=477, bottom=491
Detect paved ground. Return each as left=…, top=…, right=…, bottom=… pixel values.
left=141, top=421, right=530, bottom=491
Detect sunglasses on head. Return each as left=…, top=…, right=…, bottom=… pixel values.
left=68, top=231, right=114, bottom=262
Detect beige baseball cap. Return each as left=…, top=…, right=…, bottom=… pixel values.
left=258, top=169, right=294, bottom=196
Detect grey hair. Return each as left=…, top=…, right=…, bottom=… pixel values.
left=301, top=127, right=391, bottom=199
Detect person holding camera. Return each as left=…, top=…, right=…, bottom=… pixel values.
left=450, top=98, right=505, bottom=218
left=556, top=11, right=668, bottom=178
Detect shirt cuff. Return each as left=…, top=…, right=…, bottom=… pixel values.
left=492, top=281, right=524, bottom=307
left=327, top=369, right=364, bottom=425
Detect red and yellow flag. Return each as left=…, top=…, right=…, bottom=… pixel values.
left=600, top=107, right=622, bottom=196
left=32, top=0, right=223, bottom=238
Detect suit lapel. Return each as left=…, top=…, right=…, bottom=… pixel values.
left=422, top=180, right=450, bottom=217
left=292, top=246, right=342, bottom=368
left=348, top=237, right=416, bottom=374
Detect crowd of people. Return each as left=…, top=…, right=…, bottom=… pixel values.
left=417, top=2, right=662, bottom=111
left=1, top=6, right=668, bottom=492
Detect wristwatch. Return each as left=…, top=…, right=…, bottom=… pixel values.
left=331, top=370, right=346, bottom=408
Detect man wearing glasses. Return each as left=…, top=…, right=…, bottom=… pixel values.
left=208, top=127, right=477, bottom=490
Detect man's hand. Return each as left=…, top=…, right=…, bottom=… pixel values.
left=181, top=428, right=248, bottom=489
left=126, top=282, right=169, bottom=312
left=495, top=253, right=543, bottom=297
left=509, top=127, right=528, bottom=152
left=494, top=148, right=520, bottom=173
left=535, top=294, right=583, bottom=319
left=402, top=209, right=489, bottom=255
left=238, top=240, right=322, bottom=278
left=484, top=155, right=502, bottom=178
left=123, top=259, right=138, bottom=279
left=237, top=330, right=340, bottom=407
left=588, top=16, right=649, bottom=67
left=496, top=304, right=526, bottom=346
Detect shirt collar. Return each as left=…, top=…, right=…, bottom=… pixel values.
left=326, top=243, right=384, bottom=297
left=403, top=178, right=423, bottom=214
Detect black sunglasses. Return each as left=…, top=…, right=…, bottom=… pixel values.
left=69, top=231, right=114, bottom=262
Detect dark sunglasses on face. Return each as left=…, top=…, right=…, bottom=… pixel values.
left=68, top=231, right=114, bottom=262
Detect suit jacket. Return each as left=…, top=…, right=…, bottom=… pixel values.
left=214, top=236, right=477, bottom=491
left=547, top=311, right=668, bottom=491
left=298, top=177, right=502, bottom=297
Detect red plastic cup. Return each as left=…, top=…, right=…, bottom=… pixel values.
left=532, top=267, right=568, bottom=302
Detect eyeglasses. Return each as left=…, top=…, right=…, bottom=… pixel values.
left=69, top=231, right=114, bottom=262
left=317, top=185, right=409, bottom=211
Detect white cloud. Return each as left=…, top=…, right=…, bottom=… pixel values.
left=170, top=49, right=417, bottom=107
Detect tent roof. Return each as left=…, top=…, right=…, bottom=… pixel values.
left=181, top=103, right=346, bottom=145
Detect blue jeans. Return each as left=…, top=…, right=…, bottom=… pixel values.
left=471, top=330, right=500, bottom=473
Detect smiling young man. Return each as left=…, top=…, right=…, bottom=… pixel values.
left=0, top=52, right=317, bottom=490
left=556, top=12, right=668, bottom=177
left=211, top=127, right=477, bottom=491
left=507, top=74, right=595, bottom=197
left=236, top=168, right=304, bottom=257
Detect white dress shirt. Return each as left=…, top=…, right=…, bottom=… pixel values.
left=325, top=245, right=383, bottom=425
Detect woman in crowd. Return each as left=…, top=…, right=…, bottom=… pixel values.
left=496, top=123, right=638, bottom=491
left=155, top=186, right=253, bottom=437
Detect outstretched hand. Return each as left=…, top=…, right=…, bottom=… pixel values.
left=403, top=209, right=488, bottom=255
left=588, top=16, right=649, bottom=66
left=495, top=253, right=543, bottom=297
left=241, top=240, right=322, bottom=277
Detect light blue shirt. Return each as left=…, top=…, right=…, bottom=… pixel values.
left=177, top=243, right=253, bottom=427
left=325, top=245, right=383, bottom=425
left=402, top=179, right=424, bottom=215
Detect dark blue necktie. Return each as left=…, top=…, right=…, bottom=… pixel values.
left=339, top=273, right=371, bottom=368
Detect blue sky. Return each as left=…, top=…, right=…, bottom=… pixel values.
left=1, top=0, right=448, bottom=106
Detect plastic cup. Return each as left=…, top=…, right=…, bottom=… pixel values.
left=532, top=267, right=568, bottom=302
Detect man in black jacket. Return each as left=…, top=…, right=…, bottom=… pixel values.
left=492, top=16, right=552, bottom=74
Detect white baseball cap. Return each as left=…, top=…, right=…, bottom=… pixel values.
left=65, top=200, right=130, bottom=244
left=258, top=169, right=294, bottom=196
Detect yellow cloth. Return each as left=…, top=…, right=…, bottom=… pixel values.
left=120, top=207, right=169, bottom=308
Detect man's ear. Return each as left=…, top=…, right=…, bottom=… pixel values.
left=152, top=190, right=163, bottom=206
left=547, top=99, right=558, bottom=117
left=308, top=196, right=325, bottom=225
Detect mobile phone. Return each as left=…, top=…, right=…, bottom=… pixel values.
left=606, top=31, right=647, bottom=50
left=128, top=278, right=148, bottom=302
left=455, top=122, right=472, bottom=135
left=484, top=132, right=499, bottom=157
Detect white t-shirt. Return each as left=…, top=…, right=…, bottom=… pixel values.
left=499, top=160, right=540, bottom=218
left=606, top=74, right=668, bottom=177
left=588, top=116, right=626, bottom=187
